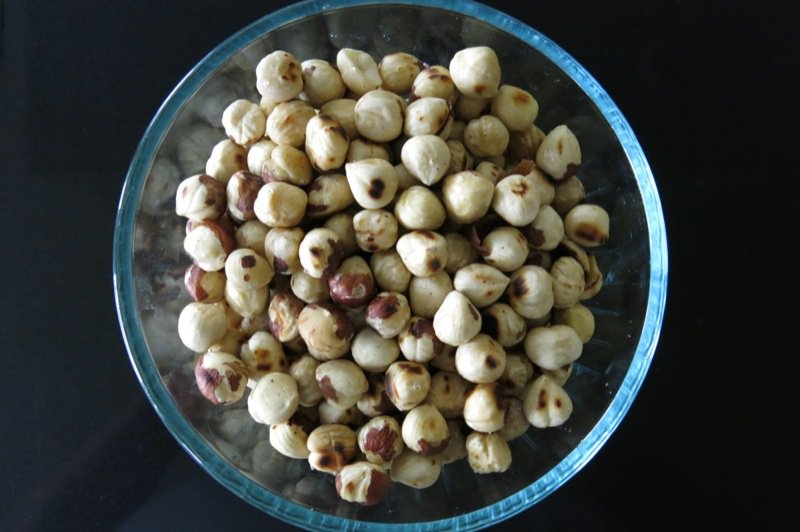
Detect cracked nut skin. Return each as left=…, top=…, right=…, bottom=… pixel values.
left=358, top=415, right=404, bottom=466
left=297, top=302, right=354, bottom=361
left=327, top=256, right=375, bottom=309
left=401, top=404, right=450, bottom=456
left=307, top=423, right=358, bottom=475
left=335, top=461, right=392, bottom=506
left=194, top=351, right=249, bottom=405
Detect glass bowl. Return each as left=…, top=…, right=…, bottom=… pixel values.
left=113, top=0, right=668, bottom=529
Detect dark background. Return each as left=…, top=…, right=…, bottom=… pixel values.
left=1, top=0, right=797, bottom=530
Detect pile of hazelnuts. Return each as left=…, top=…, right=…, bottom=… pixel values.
left=174, top=45, right=610, bottom=506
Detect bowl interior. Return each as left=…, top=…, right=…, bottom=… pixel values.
left=116, top=1, right=665, bottom=528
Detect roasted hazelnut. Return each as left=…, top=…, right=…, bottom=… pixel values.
left=305, top=114, right=350, bottom=172
left=394, top=162, right=418, bottom=191
left=184, top=265, right=225, bottom=304
left=441, top=171, right=495, bottom=224
left=453, top=264, right=510, bottom=308
left=478, top=226, right=529, bottom=273
left=298, top=228, right=344, bottom=279
left=402, top=405, right=450, bottom=456
left=336, top=48, right=382, bottom=96
left=365, top=291, right=411, bottom=339
left=384, top=361, right=430, bottom=411
left=327, top=256, right=375, bottom=309
left=394, top=186, right=446, bottom=230
left=175, top=174, right=227, bottom=222
left=432, top=290, right=482, bottom=346
left=270, top=415, right=311, bottom=459
left=454, top=94, right=490, bottom=121
left=507, top=265, right=554, bottom=320
left=224, top=282, right=269, bottom=318
left=408, top=271, right=453, bottom=318
left=235, top=220, right=269, bottom=256
left=551, top=175, right=586, bottom=216
left=527, top=249, right=553, bottom=270
left=178, top=302, right=227, bottom=352
left=463, top=383, right=507, bottom=433
left=444, top=232, right=479, bottom=275
left=525, top=205, right=564, bottom=252
left=524, top=325, right=583, bottom=370
left=319, top=98, right=358, bottom=140
left=557, top=238, right=591, bottom=272
left=490, top=84, right=539, bottom=132
left=323, top=212, right=359, bottom=256
left=240, top=331, right=287, bottom=380
left=551, top=256, right=586, bottom=309
left=224, top=248, right=273, bottom=290
left=482, top=303, right=527, bottom=348
left=449, top=46, right=501, bottom=98
left=396, top=230, right=448, bottom=277
left=553, top=303, right=595, bottom=343
left=455, top=333, right=507, bottom=384
left=564, top=204, right=610, bottom=247
left=297, top=302, right=354, bottom=361
left=319, top=401, right=363, bottom=429
left=541, top=363, right=574, bottom=387
left=345, top=158, right=398, bottom=209
left=410, top=65, right=455, bottom=102
left=194, top=351, right=249, bottom=405
left=205, top=139, right=247, bottom=183
left=403, top=97, right=451, bottom=137
left=370, top=249, right=412, bottom=293
left=353, top=208, right=399, bottom=252
left=256, top=50, right=303, bottom=102
left=492, top=174, right=540, bottom=227
left=307, top=423, right=358, bottom=474
left=354, top=89, right=405, bottom=142
left=581, top=254, right=604, bottom=301
left=346, top=138, right=391, bottom=162
left=253, top=181, right=307, bottom=227
left=335, top=461, right=392, bottom=506
left=463, top=115, right=509, bottom=158
left=536, top=124, right=581, bottom=180
left=398, top=316, right=445, bottom=363
left=266, top=144, right=314, bottom=186
left=301, top=59, right=346, bottom=107
left=390, top=449, right=441, bottom=489
left=222, top=99, right=267, bottom=146
left=498, top=353, right=534, bottom=397
left=357, top=372, right=395, bottom=417
left=378, top=52, right=423, bottom=94
left=430, top=344, right=457, bottom=372
left=523, top=374, right=573, bottom=428
left=426, top=371, right=470, bottom=419
left=224, top=171, right=263, bottom=223
left=183, top=220, right=236, bottom=272
left=507, top=124, right=546, bottom=163
left=447, top=139, right=474, bottom=174
left=474, top=161, right=504, bottom=184
left=499, top=397, right=530, bottom=441
left=266, top=99, right=316, bottom=147
left=248, top=371, right=299, bottom=424
left=289, top=354, right=323, bottom=407
left=291, top=270, right=330, bottom=303
left=316, top=359, right=369, bottom=410
left=400, top=134, right=451, bottom=187
left=351, top=327, right=400, bottom=372
left=524, top=166, right=556, bottom=206
left=465, top=432, right=512, bottom=474
left=358, top=415, right=404, bottom=466
left=246, top=138, right=278, bottom=175
left=264, top=227, right=304, bottom=276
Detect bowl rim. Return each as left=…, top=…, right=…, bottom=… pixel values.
left=113, top=0, right=669, bottom=529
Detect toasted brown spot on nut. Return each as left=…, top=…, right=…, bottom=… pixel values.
left=310, top=246, right=323, bottom=257
left=402, top=363, right=423, bottom=375
left=428, top=257, right=441, bottom=272
left=512, top=91, right=530, bottom=104
left=525, top=226, right=546, bottom=247
left=486, top=356, right=498, bottom=369
left=243, top=274, right=251, bottom=282
left=367, top=295, right=399, bottom=320
left=185, top=265, right=208, bottom=302
left=272, top=257, right=289, bottom=273
left=475, top=84, right=486, bottom=95
left=257, top=362, right=272, bottom=371
left=194, top=361, right=222, bottom=405
left=538, top=388, right=547, bottom=409
left=555, top=398, right=562, bottom=408
left=364, top=425, right=398, bottom=462
left=331, top=125, right=348, bottom=139
left=564, top=163, right=581, bottom=179
left=241, top=255, right=257, bottom=268
left=482, top=312, right=499, bottom=338
left=368, top=178, right=385, bottom=199
left=511, top=179, right=529, bottom=196
left=575, top=224, right=608, bottom=245
left=511, top=276, right=527, bottom=297
left=417, top=437, right=449, bottom=456
left=319, top=375, right=338, bottom=401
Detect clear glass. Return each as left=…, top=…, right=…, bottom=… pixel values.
left=113, top=0, right=668, bottom=529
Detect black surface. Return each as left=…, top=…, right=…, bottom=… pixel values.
left=1, top=1, right=796, bottom=530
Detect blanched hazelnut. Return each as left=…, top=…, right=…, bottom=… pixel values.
left=240, top=331, right=287, bottom=380
left=222, top=99, right=267, bottom=146
left=327, top=256, right=375, bottom=309
left=308, top=175, right=356, bottom=220
left=441, top=171, right=495, bottom=224
left=403, top=97, right=451, bottom=137
left=224, top=248, right=273, bottom=290
left=551, top=175, right=586, bottom=216
left=499, top=397, right=530, bottom=441
left=490, top=85, right=539, bottom=132
left=357, top=372, right=395, bottom=417
left=225, top=171, right=263, bottom=223
left=466, top=432, right=512, bottom=474
left=463, top=383, right=507, bottom=433
left=541, top=363, right=574, bottom=387
left=482, top=303, right=527, bottom=348
left=523, top=374, right=573, bottom=428
left=411, top=65, right=458, bottom=104
left=336, top=48, right=382, bottom=96
left=358, top=415, right=403, bottom=466
left=402, top=404, right=449, bottom=455
left=581, top=254, right=604, bottom=301
left=507, top=265, right=554, bottom=319
left=270, top=415, right=311, bottom=459
left=481, top=226, right=529, bottom=272
left=224, top=282, right=268, bottom=318
left=335, top=461, right=392, bottom=506
left=508, top=124, right=546, bottom=163
left=525, top=205, right=564, bottom=251
left=449, top=46, right=501, bottom=98
left=247, top=139, right=278, bottom=175
left=184, top=220, right=235, bottom=272
left=384, top=361, right=430, bottom=411
left=564, top=204, right=610, bottom=247
left=346, top=138, right=391, bottom=162
left=354, top=89, right=405, bottom=142
left=297, top=302, right=354, bottom=361
left=319, top=98, right=358, bottom=140
left=264, top=226, right=304, bottom=276
left=455, top=334, right=507, bottom=384
left=289, top=354, right=323, bottom=407
left=351, top=326, right=400, bottom=372
left=439, top=421, right=467, bottom=464
left=389, top=449, right=441, bottom=489
left=263, top=144, right=313, bottom=186
left=298, top=228, right=344, bottom=279
left=253, top=181, right=307, bottom=228
left=304, top=114, right=350, bottom=172
left=444, top=232, right=479, bottom=274
left=378, top=52, right=423, bottom=94
left=448, top=119, right=467, bottom=142
left=498, top=353, right=534, bottom=397
left=453, top=264, right=510, bottom=308
left=553, top=303, right=595, bottom=343
left=301, top=59, right=346, bottom=107
left=194, top=351, right=249, bottom=405
left=369, top=249, right=412, bottom=293
left=396, top=230, right=448, bottom=277
left=266, top=99, right=316, bottom=147
left=267, top=292, right=304, bottom=341
left=524, top=166, right=556, bottom=206
left=398, top=317, right=445, bottom=363
left=527, top=249, right=553, bottom=270
left=184, top=265, right=225, bottom=304
left=345, top=158, right=398, bottom=209
left=353, top=209, right=399, bottom=252
left=205, top=139, right=247, bottom=183
left=235, top=220, right=269, bottom=257
left=323, top=212, right=358, bottom=256
left=551, top=256, right=586, bottom=308
left=524, top=325, right=583, bottom=370
left=447, top=139, right=474, bottom=174
left=394, top=162, right=419, bottom=191
left=307, top=424, right=358, bottom=474
left=365, top=291, right=411, bottom=339
left=464, top=115, right=509, bottom=158
left=400, top=134, right=451, bottom=186
left=175, top=174, right=227, bottom=221
left=291, top=270, right=330, bottom=303
left=394, top=186, right=446, bottom=230
left=256, top=51, right=303, bottom=102
left=536, top=125, right=581, bottom=180
left=248, top=371, right=299, bottom=424
left=475, top=161, right=504, bottom=184
left=426, top=371, right=470, bottom=418
left=409, top=270, right=453, bottom=319
left=492, top=174, right=540, bottom=226
left=433, top=290, right=482, bottom=346
left=316, top=359, right=369, bottom=410
left=430, top=344, right=457, bottom=372
left=178, top=302, right=227, bottom=352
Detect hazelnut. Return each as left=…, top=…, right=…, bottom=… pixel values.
left=183, top=220, right=236, bottom=272
left=551, top=256, right=586, bottom=308
left=263, top=144, right=313, bottom=185
left=370, top=249, right=412, bottom=293
left=224, top=248, right=273, bottom=290
left=526, top=205, right=564, bottom=251
left=291, top=270, right=330, bottom=304
left=234, top=220, right=269, bottom=256
left=345, top=158, right=399, bottom=209
left=430, top=344, right=457, bottom=372
left=541, top=363, right=574, bottom=387
left=353, top=209, right=399, bottom=252
left=492, top=174, right=540, bottom=226
left=507, top=265, right=554, bottom=319
left=448, top=119, right=467, bottom=142
left=465, top=432, right=512, bottom=474
left=523, top=374, right=573, bottom=428
left=224, top=282, right=268, bottom=318
left=447, top=139, right=474, bottom=174
left=398, top=316, right=445, bottom=363
left=425, top=371, right=470, bottom=419
left=256, top=50, right=303, bottom=102
left=298, top=228, right=344, bottom=280
left=564, top=204, right=610, bottom=247
left=508, top=124, right=546, bottom=163
left=194, top=351, right=249, bottom=405
left=393, top=162, right=418, bottom=191
left=580, top=254, right=604, bottom=301
left=481, top=303, right=527, bottom=348
left=499, top=398, right=530, bottom=441
left=411, top=65, right=458, bottom=104
left=175, top=174, right=227, bottom=222
left=378, top=52, right=423, bottom=94
left=389, top=450, right=441, bottom=489
left=403, top=97, right=451, bottom=137
left=221, top=99, right=267, bottom=146
left=454, top=94, right=490, bottom=121
left=432, top=290, right=482, bottom=346
left=463, top=115, right=509, bottom=158
left=402, top=405, right=450, bottom=455
left=527, top=249, right=553, bottom=270
left=536, top=125, right=581, bottom=180
left=178, top=302, right=227, bottom=352
left=395, top=230, right=448, bottom=277
left=247, top=371, right=299, bottom=424
left=351, top=327, right=400, bottom=372
left=328, top=256, right=376, bottom=309
left=453, top=264, right=510, bottom=308
left=240, top=331, right=287, bottom=380
left=557, top=238, right=591, bottom=272
left=253, top=181, right=308, bottom=228
left=316, top=359, right=368, bottom=410
left=524, top=166, right=556, bottom=206
left=336, top=48, right=382, bottom=96
left=490, top=84, right=539, bottom=132
left=358, top=415, right=404, bottom=466
left=408, top=270, right=453, bottom=319
left=307, top=423, right=358, bottom=474
left=205, top=139, right=247, bottom=183
left=449, top=46, right=501, bottom=98
left=346, top=138, right=391, bottom=162
left=498, top=353, right=534, bottom=397
left=553, top=303, right=595, bottom=343
left=357, top=372, right=395, bottom=417
left=246, top=139, right=278, bottom=176
left=184, top=265, right=225, bottom=304
left=444, top=232, right=479, bottom=275
left=224, top=171, right=263, bottom=223
left=289, top=354, right=323, bottom=407
left=319, top=98, right=358, bottom=140
left=266, top=99, right=316, bottom=147
left=480, top=226, right=529, bottom=273
left=304, top=114, right=350, bottom=172
left=401, top=136, right=452, bottom=190
left=384, top=361, right=430, bottom=411
left=335, top=461, right=392, bottom=506
left=323, top=212, right=359, bottom=256
left=365, top=291, right=411, bottom=338
left=523, top=324, right=583, bottom=370
left=474, top=161, right=504, bottom=184
left=297, top=302, right=354, bottom=361
left=354, top=89, right=405, bottom=142
left=455, top=333, right=507, bottom=384
left=301, top=59, right=346, bottom=107
left=551, top=175, right=586, bottom=216
left=463, top=382, right=507, bottom=433
left=270, top=415, right=311, bottom=459
left=440, top=421, right=468, bottom=464
left=394, top=186, right=447, bottom=230
left=264, top=227, right=304, bottom=276
left=441, top=171, right=495, bottom=224
left=319, top=401, right=363, bottom=429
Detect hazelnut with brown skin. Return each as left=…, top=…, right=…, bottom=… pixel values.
left=358, top=415, right=404, bottom=466
left=526, top=205, right=564, bottom=251
left=398, top=317, right=445, bottom=363
left=175, top=174, right=227, bottom=222
left=298, top=228, right=345, bottom=280
left=194, top=351, right=249, bottom=405
left=402, top=405, right=450, bottom=455
left=184, top=265, right=225, bottom=304
left=307, top=423, right=358, bottom=475
left=224, top=248, right=274, bottom=290
left=365, top=291, right=411, bottom=339
left=384, top=361, right=431, bottom=411
left=297, top=302, right=354, bottom=361
left=267, top=292, right=304, bottom=342
left=327, top=256, right=375, bottom=309
left=335, top=461, right=392, bottom=506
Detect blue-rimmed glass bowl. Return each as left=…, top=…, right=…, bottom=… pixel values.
left=113, top=0, right=667, bottom=528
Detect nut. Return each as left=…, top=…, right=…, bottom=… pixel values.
left=316, top=359, right=368, bottom=410
left=524, top=166, right=555, bottom=206
left=247, top=139, right=278, bottom=175
left=224, top=248, right=273, bottom=290
left=384, top=361, right=430, bottom=411
left=205, top=139, right=247, bottom=183
left=353, top=209, right=399, bottom=252
left=523, top=324, right=583, bottom=370
left=564, top=204, right=610, bottom=247
left=225, top=171, right=264, bottom=223
left=291, top=270, right=330, bottom=303
left=508, top=124, right=546, bottom=163
left=430, top=344, right=457, bottom=372
left=184, top=265, right=225, bottom=304
left=270, top=415, right=311, bottom=459
left=499, top=397, right=530, bottom=441
left=432, top=290, right=482, bottom=346
left=453, top=263, right=510, bottom=308
left=398, top=316, right=445, bottom=363
left=395, top=230, right=448, bottom=277
left=403, top=97, right=451, bottom=137
left=465, top=432, right=512, bottom=474
left=535, top=124, right=581, bottom=180
left=492, top=174, right=540, bottom=226
left=447, top=139, right=474, bottom=174
left=351, top=326, right=400, bottom=372
left=541, top=363, right=574, bottom=387
left=297, top=302, right=354, bottom=360
left=335, top=461, right=392, bottom=506
left=551, top=175, right=586, bottom=216
left=234, top=220, right=269, bottom=256
left=481, top=303, right=527, bottom=348
left=474, top=161, right=504, bottom=184
left=266, top=99, right=316, bottom=147
left=301, top=59, right=346, bottom=107
left=389, top=450, right=441, bottom=489
left=523, top=374, right=573, bottom=428
left=455, top=333, right=507, bottom=383
left=307, top=423, right=358, bottom=474
left=336, top=48, right=382, bottom=96
left=394, top=162, right=419, bottom=190
left=175, top=174, right=227, bottom=222
left=239, top=330, right=287, bottom=380
left=527, top=249, right=553, bottom=270
left=463, top=115, right=509, bottom=158
left=323, top=212, right=359, bottom=256
left=408, top=267, right=454, bottom=317
left=411, top=65, right=458, bottom=104
left=345, top=158, right=399, bottom=209
left=304, top=114, right=350, bottom=171
left=253, top=181, right=308, bottom=227
left=346, top=138, right=391, bottom=162
left=289, top=354, right=323, bottom=407
left=553, top=303, right=595, bottom=343
left=207, top=327, right=244, bottom=357
left=358, top=415, right=404, bottom=466
left=498, top=353, right=534, bottom=397
left=580, top=254, right=604, bottom=301
left=402, top=405, right=450, bottom=455
left=441, top=171, right=495, bottom=224
left=194, top=351, right=249, bottom=405
left=183, top=220, right=236, bottom=271
left=454, top=94, right=490, bottom=121
left=222, top=99, right=267, bottom=146
left=482, top=226, right=529, bottom=272
left=378, top=52, right=423, bottom=94
left=319, top=98, right=358, bottom=139
left=394, top=186, right=447, bottom=230
left=449, top=46, right=501, bottom=98
left=525, top=205, right=564, bottom=251
left=425, top=371, right=470, bottom=418
left=444, top=232, right=479, bottom=274
left=319, top=401, right=363, bottom=429
left=264, top=227, right=304, bottom=276
left=507, top=265, right=554, bottom=319
left=178, top=302, right=227, bottom=352
left=490, top=85, right=539, bottom=132
left=328, top=256, right=375, bottom=309
left=463, top=383, right=507, bottom=433
left=224, top=282, right=269, bottom=318
left=354, top=89, right=405, bottom=142
left=400, top=135, right=451, bottom=186
left=357, top=372, right=395, bottom=417
left=557, top=238, right=591, bottom=272
left=247, top=371, right=299, bottom=424
left=440, top=421, right=468, bottom=464
left=256, top=51, right=303, bottom=102
left=550, top=256, right=586, bottom=309
left=298, top=228, right=345, bottom=279
left=365, top=291, right=411, bottom=338
left=263, top=144, right=313, bottom=185
left=370, top=249, right=412, bottom=293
